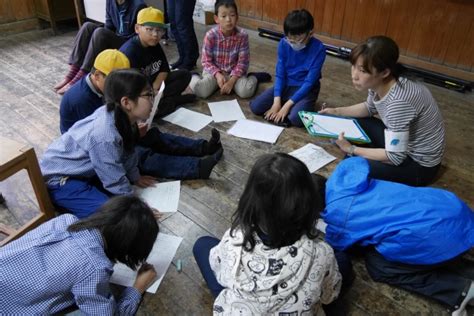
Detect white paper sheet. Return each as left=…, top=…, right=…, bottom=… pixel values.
left=110, top=233, right=183, bottom=293
left=162, top=108, right=213, bottom=132
left=135, top=181, right=180, bottom=213
left=207, top=99, right=246, bottom=122
left=312, top=115, right=365, bottom=140
left=227, top=119, right=284, bottom=144
left=289, top=144, right=336, bottom=173
left=145, top=83, right=166, bottom=130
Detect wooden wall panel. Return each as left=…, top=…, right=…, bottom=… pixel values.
left=235, top=0, right=474, bottom=80
left=13, top=0, right=36, bottom=20
left=0, top=0, right=14, bottom=24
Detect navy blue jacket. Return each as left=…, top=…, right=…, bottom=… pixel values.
left=59, top=76, right=103, bottom=134
left=105, top=0, right=146, bottom=38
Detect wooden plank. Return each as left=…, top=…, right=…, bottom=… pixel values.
left=320, top=0, right=335, bottom=37
left=329, top=0, right=347, bottom=39
left=406, top=1, right=435, bottom=59
left=385, top=0, right=418, bottom=55
left=12, top=0, right=36, bottom=20
left=339, top=0, right=357, bottom=42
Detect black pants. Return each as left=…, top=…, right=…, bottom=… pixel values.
left=156, top=70, right=192, bottom=118
left=356, top=118, right=441, bottom=186
left=364, top=248, right=472, bottom=309
left=69, top=22, right=127, bottom=71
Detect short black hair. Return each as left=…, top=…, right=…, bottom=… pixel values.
left=214, top=0, right=238, bottom=16
left=283, top=9, right=314, bottom=36
left=68, top=195, right=159, bottom=270
left=231, top=153, right=322, bottom=252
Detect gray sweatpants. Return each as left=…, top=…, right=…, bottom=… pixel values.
left=192, top=71, right=257, bottom=99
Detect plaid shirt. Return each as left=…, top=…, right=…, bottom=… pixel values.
left=0, top=214, right=142, bottom=315
left=201, top=26, right=249, bottom=78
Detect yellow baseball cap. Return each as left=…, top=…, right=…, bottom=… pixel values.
left=93, top=49, right=130, bottom=75
left=137, top=7, right=169, bottom=28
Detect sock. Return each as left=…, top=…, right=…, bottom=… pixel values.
left=198, top=147, right=223, bottom=179
left=68, top=69, right=87, bottom=87
left=452, top=281, right=474, bottom=316
left=54, top=64, right=79, bottom=89
left=248, top=72, right=272, bottom=83
left=201, top=128, right=222, bottom=155
left=65, top=64, right=80, bottom=82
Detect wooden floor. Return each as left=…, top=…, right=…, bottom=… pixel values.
left=1, top=23, right=473, bottom=315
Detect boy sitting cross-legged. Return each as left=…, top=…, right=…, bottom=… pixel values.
left=250, top=9, right=326, bottom=127
left=190, top=0, right=271, bottom=99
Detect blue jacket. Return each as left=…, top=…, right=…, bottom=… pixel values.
left=274, top=37, right=326, bottom=103
left=105, top=0, right=146, bottom=38
left=322, top=157, right=474, bottom=265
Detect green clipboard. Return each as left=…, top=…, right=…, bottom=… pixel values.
left=298, top=111, right=371, bottom=144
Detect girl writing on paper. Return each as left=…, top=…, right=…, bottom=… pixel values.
left=193, top=153, right=353, bottom=315
left=41, top=69, right=223, bottom=219
left=1, top=195, right=159, bottom=315
left=320, top=36, right=445, bottom=186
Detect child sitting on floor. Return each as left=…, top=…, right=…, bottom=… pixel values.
left=120, top=7, right=195, bottom=118
left=190, top=0, right=271, bottom=99
left=1, top=195, right=158, bottom=314
left=42, top=69, right=222, bottom=218
left=250, top=9, right=326, bottom=127
left=59, top=49, right=223, bottom=181
left=193, top=153, right=349, bottom=315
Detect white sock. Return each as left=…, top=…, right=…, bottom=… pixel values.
left=452, top=281, right=474, bottom=316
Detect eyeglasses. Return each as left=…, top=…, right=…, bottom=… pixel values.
left=139, top=91, right=155, bottom=102
left=141, top=26, right=166, bottom=36
left=285, top=32, right=310, bottom=45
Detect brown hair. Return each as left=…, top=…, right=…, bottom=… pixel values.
left=350, top=35, right=404, bottom=79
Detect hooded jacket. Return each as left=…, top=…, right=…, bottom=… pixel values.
left=209, top=229, right=341, bottom=315
left=323, top=157, right=474, bottom=265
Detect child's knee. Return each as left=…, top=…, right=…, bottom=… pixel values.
left=288, top=111, right=304, bottom=127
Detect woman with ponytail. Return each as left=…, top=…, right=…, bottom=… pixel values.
left=320, top=36, right=445, bottom=186
left=41, top=69, right=157, bottom=218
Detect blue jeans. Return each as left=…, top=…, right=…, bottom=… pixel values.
left=192, top=236, right=353, bottom=300
left=137, top=127, right=204, bottom=179
left=249, top=85, right=319, bottom=127
left=166, top=0, right=199, bottom=68
left=47, top=178, right=110, bottom=219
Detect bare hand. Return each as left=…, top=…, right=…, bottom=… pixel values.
left=215, top=72, right=226, bottom=89
left=152, top=209, right=163, bottom=220
left=220, top=80, right=235, bottom=95
left=136, top=175, right=157, bottom=188
left=264, top=101, right=282, bottom=121
left=133, top=263, right=157, bottom=294
left=137, top=122, right=148, bottom=138
left=273, top=104, right=291, bottom=123
left=335, top=132, right=352, bottom=153
left=319, top=107, right=339, bottom=115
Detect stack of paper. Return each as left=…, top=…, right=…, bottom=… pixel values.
left=289, top=143, right=336, bottom=173
left=110, top=233, right=183, bottom=293
left=207, top=99, right=245, bottom=122
left=162, top=108, right=213, bottom=132
left=227, top=119, right=284, bottom=144
left=135, top=181, right=180, bottom=213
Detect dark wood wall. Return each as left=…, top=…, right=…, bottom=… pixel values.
left=0, top=0, right=38, bottom=34
left=237, top=0, right=474, bottom=81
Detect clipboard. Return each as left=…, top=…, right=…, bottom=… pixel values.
left=298, top=111, right=371, bottom=144
left=144, top=82, right=166, bottom=131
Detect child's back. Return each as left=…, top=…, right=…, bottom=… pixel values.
left=210, top=228, right=340, bottom=315
left=194, top=153, right=343, bottom=315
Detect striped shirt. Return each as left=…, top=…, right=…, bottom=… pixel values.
left=365, top=77, right=445, bottom=167
left=40, top=106, right=139, bottom=195
left=201, top=26, right=249, bottom=78
left=0, top=214, right=142, bottom=315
